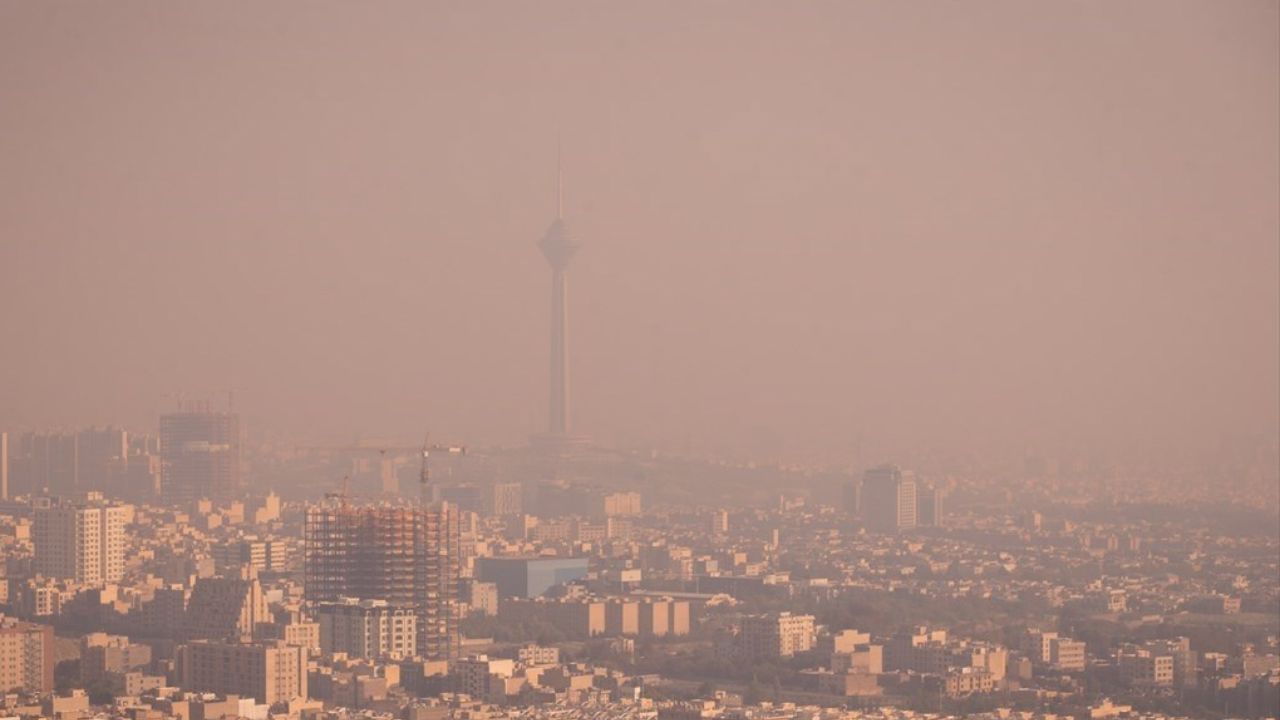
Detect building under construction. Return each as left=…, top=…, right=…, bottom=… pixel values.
left=304, top=501, right=461, bottom=660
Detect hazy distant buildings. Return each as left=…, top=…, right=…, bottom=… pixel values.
left=11, top=432, right=77, bottom=496
left=710, top=509, right=730, bottom=534
left=76, top=427, right=128, bottom=493
left=916, top=485, right=944, bottom=527
left=860, top=465, right=916, bottom=533
left=304, top=503, right=461, bottom=659
left=490, top=481, right=523, bottom=516
left=738, top=612, right=815, bottom=659
left=1024, top=628, right=1087, bottom=671
left=602, top=491, right=641, bottom=517
left=32, top=494, right=130, bottom=585
left=114, top=452, right=161, bottom=504
left=160, top=411, right=241, bottom=504
left=1, top=429, right=129, bottom=498
left=1051, top=637, right=1087, bottom=671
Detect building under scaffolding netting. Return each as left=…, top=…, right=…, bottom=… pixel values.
left=304, top=502, right=461, bottom=660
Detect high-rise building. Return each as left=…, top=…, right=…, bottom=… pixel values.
left=916, top=485, right=944, bottom=527
left=860, top=464, right=917, bottom=533
left=0, top=616, right=54, bottom=694
left=75, top=427, right=128, bottom=494
left=2, top=429, right=130, bottom=500
left=490, top=482, right=523, bottom=516
left=177, top=640, right=307, bottom=704
left=304, top=503, right=460, bottom=659
left=32, top=494, right=131, bottom=585
left=113, top=453, right=161, bottom=504
left=316, top=597, right=417, bottom=660
left=159, top=411, right=241, bottom=504
left=15, top=432, right=79, bottom=496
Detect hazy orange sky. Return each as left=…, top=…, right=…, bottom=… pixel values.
left=1, top=2, right=1276, bottom=463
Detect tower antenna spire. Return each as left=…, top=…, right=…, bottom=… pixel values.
left=556, top=133, right=563, bottom=220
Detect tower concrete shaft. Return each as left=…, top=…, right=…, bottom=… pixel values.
left=538, top=144, right=579, bottom=437
left=549, top=266, right=569, bottom=435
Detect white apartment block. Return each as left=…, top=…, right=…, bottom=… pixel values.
left=32, top=495, right=130, bottom=585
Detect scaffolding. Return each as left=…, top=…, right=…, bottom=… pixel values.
left=304, top=502, right=460, bottom=659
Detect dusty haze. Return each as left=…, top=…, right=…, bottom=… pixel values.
left=1, top=1, right=1276, bottom=463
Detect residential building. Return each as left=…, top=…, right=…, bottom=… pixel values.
left=304, top=502, right=460, bottom=659
left=32, top=494, right=130, bottom=585
left=0, top=616, right=54, bottom=694
left=316, top=598, right=417, bottom=660
left=184, top=575, right=269, bottom=642
left=177, top=640, right=307, bottom=704
left=1050, top=637, right=1087, bottom=671
left=738, top=612, right=815, bottom=659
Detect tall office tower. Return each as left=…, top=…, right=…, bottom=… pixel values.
left=32, top=494, right=131, bottom=585
left=842, top=476, right=860, bottom=515
left=14, top=432, right=80, bottom=496
left=304, top=503, right=460, bottom=659
left=0, top=616, right=54, bottom=694
left=860, top=464, right=917, bottom=533
left=916, top=485, right=944, bottom=527
left=538, top=149, right=580, bottom=439
left=159, top=411, right=241, bottom=504
left=113, top=453, right=161, bottom=504
left=76, top=427, right=128, bottom=494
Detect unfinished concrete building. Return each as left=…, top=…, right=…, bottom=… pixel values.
left=304, top=502, right=460, bottom=660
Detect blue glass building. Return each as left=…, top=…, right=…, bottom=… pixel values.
left=475, top=557, right=589, bottom=598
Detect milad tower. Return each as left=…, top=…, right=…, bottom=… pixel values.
left=536, top=148, right=587, bottom=448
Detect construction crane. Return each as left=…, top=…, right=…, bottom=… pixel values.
left=304, top=440, right=464, bottom=501
left=323, top=475, right=352, bottom=506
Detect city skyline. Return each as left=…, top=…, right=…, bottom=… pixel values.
left=0, top=3, right=1275, bottom=465
left=0, top=4, right=1275, bottom=718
